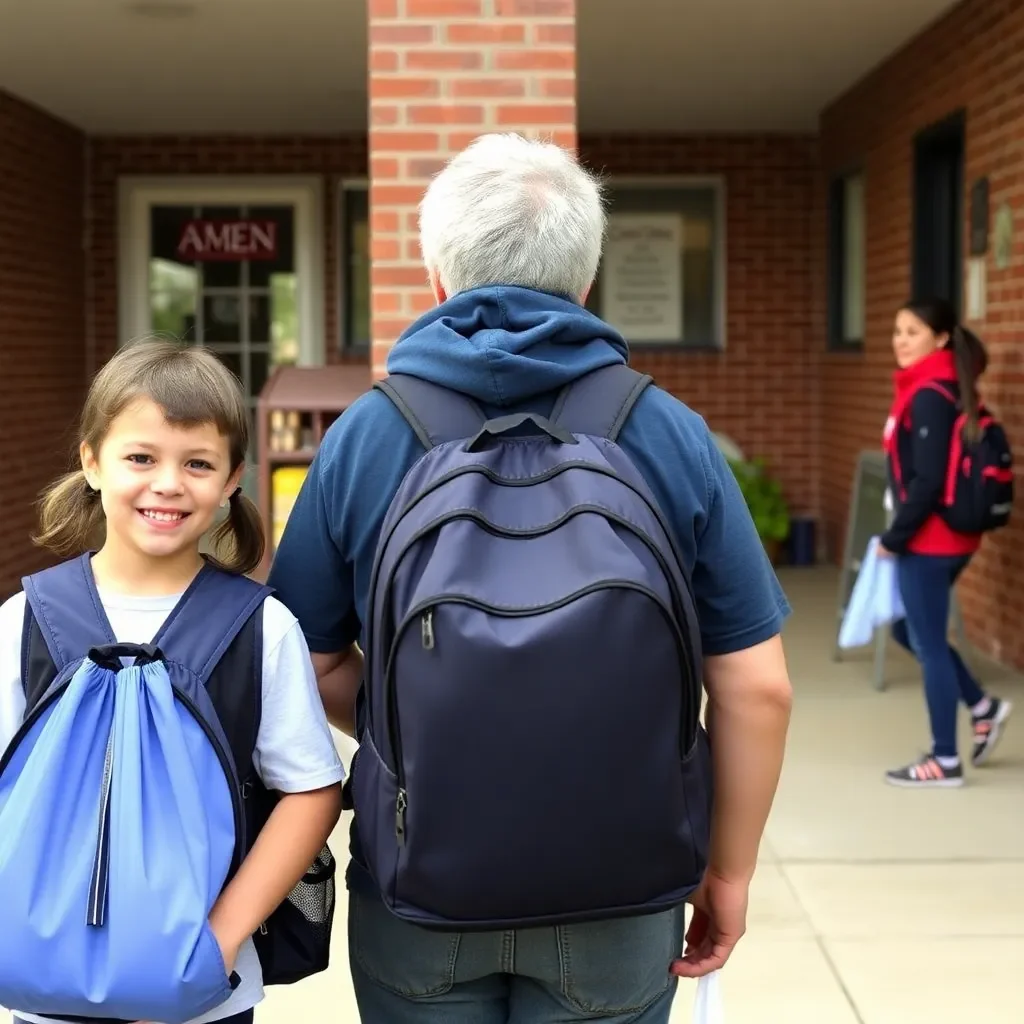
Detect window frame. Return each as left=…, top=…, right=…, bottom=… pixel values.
left=117, top=175, right=325, bottom=366
left=827, top=167, right=866, bottom=351
left=589, top=175, right=728, bottom=352
left=336, top=175, right=728, bottom=353
left=337, top=177, right=370, bottom=354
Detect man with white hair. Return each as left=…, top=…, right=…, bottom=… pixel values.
left=269, top=133, right=793, bottom=1022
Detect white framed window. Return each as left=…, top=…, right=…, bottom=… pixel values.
left=118, top=176, right=325, bottom=382
left=585, top=176, right=727, bottom=349
left=828, top=170, right=866, bottom=348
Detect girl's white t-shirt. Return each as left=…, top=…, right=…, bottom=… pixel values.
left=0, top=586, right=346, bottom=1024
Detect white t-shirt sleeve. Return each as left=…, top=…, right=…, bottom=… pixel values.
left=0, top=592, right=28, bottom=755
left=252, top=596, right=345, bottom=793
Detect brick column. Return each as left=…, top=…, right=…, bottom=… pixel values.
left=368, top=0, right=578, bottom=377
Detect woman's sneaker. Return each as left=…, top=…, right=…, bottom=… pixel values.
left=972, top=698, right=1012, bottom=766
left=885, top=755, right=964, bottom=788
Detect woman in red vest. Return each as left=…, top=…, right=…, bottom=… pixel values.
left=880, top=297, right=1012, bottom=787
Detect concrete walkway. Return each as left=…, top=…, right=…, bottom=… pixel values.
left=3, top=566, right=1023, bottom=1022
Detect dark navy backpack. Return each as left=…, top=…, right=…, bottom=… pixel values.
left=350, top=363, right=712, bottom=930
left=0, top=555, right=336, bottom=1024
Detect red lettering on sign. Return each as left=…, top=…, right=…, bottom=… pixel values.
left=177, top=220, right=278, bottom=261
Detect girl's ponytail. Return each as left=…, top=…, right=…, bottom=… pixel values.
left=951, top=323, right=988, bottom=443
left=208, top=487, right=266, bottom=576
left=33, top=470, right=106, bottom=557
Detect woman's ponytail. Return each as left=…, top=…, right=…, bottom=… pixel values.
left=951, top=324, right=988, bottom=443
left=208, top=486, right=266, bottom=576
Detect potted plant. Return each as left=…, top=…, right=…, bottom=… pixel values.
left=727, top=456, right=791, bottom=564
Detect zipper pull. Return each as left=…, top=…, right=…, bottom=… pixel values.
left=421, top=610, right=435, bottom=650
left=395, top=789, right=407, bottom=847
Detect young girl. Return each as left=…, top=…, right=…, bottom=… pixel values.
left=0, top=338, right=345, bottom=1024
left=880, top=298, right=1012, bottom=787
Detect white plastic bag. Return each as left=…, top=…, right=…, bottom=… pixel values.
left=693, top=970, right=724, bottom=1023
left=838, top=535, right=905, bottom=649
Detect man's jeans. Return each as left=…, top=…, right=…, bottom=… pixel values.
left=349, top=889, right=687, bottom=1023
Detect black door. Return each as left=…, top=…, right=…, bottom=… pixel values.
left=912, top=111, right=965, bottom=314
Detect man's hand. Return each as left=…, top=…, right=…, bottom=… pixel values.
left=670, top=871, right=749, bottom=978
left=876, top=539, right=895, bottom=559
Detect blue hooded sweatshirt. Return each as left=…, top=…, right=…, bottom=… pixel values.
left=268, top=285, right=790, bottom=660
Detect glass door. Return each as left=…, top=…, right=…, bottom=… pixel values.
left=147, top=204, right=299, bottom=495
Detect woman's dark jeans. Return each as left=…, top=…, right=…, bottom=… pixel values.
left=892, top=552, right=986, bottom=758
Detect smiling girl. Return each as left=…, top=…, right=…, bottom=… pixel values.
left=0, top=338, right=344, bottom=1024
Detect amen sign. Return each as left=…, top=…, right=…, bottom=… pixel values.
left=177, top=219, right=278, bottom=261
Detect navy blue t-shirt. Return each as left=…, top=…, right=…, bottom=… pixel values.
left=267, top=285, right=791, bottom=887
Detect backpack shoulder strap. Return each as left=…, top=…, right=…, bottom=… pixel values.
left=21, top=553, right=117, bottom=678
left=152, top=564, right=272, bottom=685
left=549, top=363, right=653, bottom=441
left=922, top=381, right=958, bottom=405
left=374, top=374, right=487, bottom=449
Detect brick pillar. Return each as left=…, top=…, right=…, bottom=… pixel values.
left=367, top=0, right=578, bottom=377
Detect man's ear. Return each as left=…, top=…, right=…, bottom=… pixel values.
left=428, top=268, right=447, bottom=305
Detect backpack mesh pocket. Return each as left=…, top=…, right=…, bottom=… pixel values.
left=254, top=843, right=336, bottom=985
left=289, top=844, right=336, bottom=929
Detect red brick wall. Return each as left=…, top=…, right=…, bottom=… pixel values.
left=820, top=0, right=1024, bottom=664
left=581, top=135, right=820, bottom=518
left=368, top=0, right=578, bottom=377
left=87, top=135, right=367, bottom=370
left=0, top=93, right=86, bottom=598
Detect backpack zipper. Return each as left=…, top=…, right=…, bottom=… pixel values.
left=384, top=580, right=693, bottom=848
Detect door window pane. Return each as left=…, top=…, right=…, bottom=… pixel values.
left=249, top=294, right=270, bottom=344
left=271, top=273, right=299, bottom=366
left=203, top=295, right=241, bottom=343
left=150, top=206, right=199, bottom=338
left=208, top=348, right=242, bottom=382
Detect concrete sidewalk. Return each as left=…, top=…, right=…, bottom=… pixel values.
left=3, top=566, right=1023, bottom=1022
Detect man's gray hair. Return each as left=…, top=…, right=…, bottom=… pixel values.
left=418, top=133, right=605, bottom=301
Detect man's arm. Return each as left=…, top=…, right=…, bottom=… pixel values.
left=702, top=635, right=792, bottom=883
left=656, top=417, right=793, bottom=978
left=311, top=646, right=364, bottom=737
